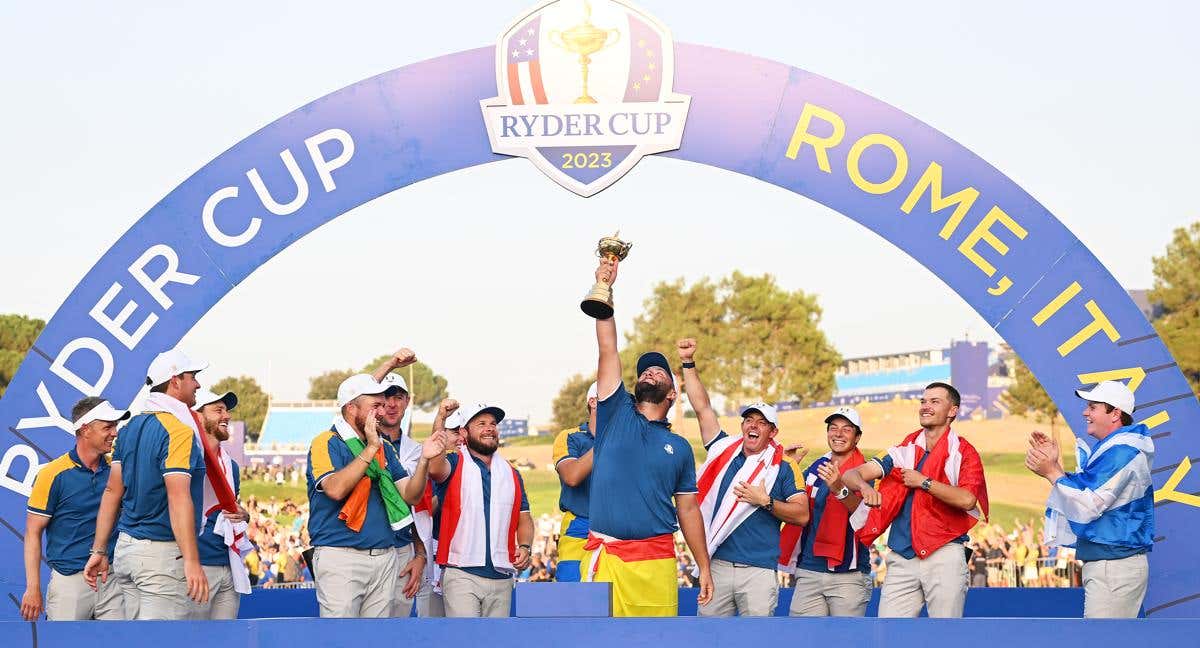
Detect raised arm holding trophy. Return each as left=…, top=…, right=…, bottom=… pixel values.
left=580, top=232, right=632, bottom=319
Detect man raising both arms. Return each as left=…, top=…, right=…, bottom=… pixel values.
left=584, top=256, right=712, bottom=616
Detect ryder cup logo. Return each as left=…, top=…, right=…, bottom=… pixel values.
left=480, top=0, right=691, bottom=197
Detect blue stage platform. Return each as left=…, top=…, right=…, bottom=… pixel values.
left=1, top=616, right=1193, bottom=648
left=234, top=586, right=1091, bottom=619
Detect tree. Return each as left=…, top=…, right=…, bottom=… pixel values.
left=211, top=375, right=269, bottom=442
left=619, top=272, right=840, bottom=408
left=1150, top=222, right=1200, bottom=395
left=1001, top=356, right=1060, bottom=432
left=359, top=356, right=449, bottom=410
left=619, top=277, right=725, bottom=394
left=0, top=314, right=46, bottom=398
left=713, top=272, right=841, bottom=406
left=307, top=369, right=355, bottom=400
left=552, top=373, right=594, bottom=432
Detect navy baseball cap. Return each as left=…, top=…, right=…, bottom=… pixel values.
left=636, top=352, right=674, bottom=385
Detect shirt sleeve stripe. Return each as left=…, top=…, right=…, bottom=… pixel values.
left=552, top=429, right=571, bottom=464
left=156, top=413, right=195, bottom=471
left=26, top=455, right=73, bottom=513
left=309, top=430, right=336, bottom=481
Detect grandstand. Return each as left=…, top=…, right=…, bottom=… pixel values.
left=774, top=339, right=1013, bottom=419
left=244, top=401, right=338, bottom=468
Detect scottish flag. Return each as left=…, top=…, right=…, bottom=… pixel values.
left=1044, top=424, right=1155, bottom=552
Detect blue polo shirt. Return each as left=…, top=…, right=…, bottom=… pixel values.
left=589, top=387, right=698, bottom=540
left=113, top=412, right=205, bottom=541
left=704, top=431, right=801, bottom=570
left=553, top=423, right=595, bottom=519
left=798, top=456, right=870, bottom=574
left=306, top=428, right=412, bottom=549
left=199, top=459, right=242, bottom=566
left=436, top=452, right=530, bottom=580
left=27, top=449, right=118, bottom=575
left=873, top=453, right=967, bottom=559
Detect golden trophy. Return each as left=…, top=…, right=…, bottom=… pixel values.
left=581, top=232, right=632, bottom=319
left=549, top=1, right=621, bottom=104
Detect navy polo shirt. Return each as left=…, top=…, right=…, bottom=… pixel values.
left=704, top=431, right=801, bottom=570
left=307, top=428, right=412, bottom=549
left=113, top=412, right=205, bottom=542
left=798, top=456, right=870, bottom=574
left=553, top=423, right=595, bottom=519
left=874, top=453, right=967, bottom=559
left=435, top=452, right=530, bottom=580
left=199, top=459, right=242, bottom=566
left=27, top=449, right=118, bottom=575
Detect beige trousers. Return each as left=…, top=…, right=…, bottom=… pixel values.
left=441, top=567, right=513, bottom=618
left=698, top=559, right=778, bottom=617
left=1083, top=553, right=1148, bottom=618
left=112, top=532, right=190, bottom=620
left=188, top=564, right=241, bottom=619
left=878, top=543, right=968, bottom=618
left=313, top=545, right=399, bottom=618
left=789, top=568, right=872, bottom=617
left=45, top=569, right=125, bottom=620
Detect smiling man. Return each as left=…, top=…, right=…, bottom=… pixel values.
left=84, top=349, right=211, bottom=620
left=691, top=372, right=809, bottom=618
left=787, top=407, right=873, bottom=617
left=1026, top=380, right=1153, bottom=618
left=431, top=403, right=533, bottom=618
left=191, top=389, right=251, bottom=619
left=841, top=382, right=989, bottom=618
left=22, top=397, right=129, bottom=621
left=584, top=257, right=712, bottom=617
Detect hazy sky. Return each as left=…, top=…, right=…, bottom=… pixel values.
left=2, top=2, right=1196, bottom=423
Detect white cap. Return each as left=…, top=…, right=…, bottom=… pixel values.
left=586, top=382, right=598, bottom=401
left=381, top=373, right=409, bottom=395
left=336, top=374, right=390, bottom=409
left=824, top=406, right=863, bottom=430
left=444, top=410, right=467, bottom=429
left=740, top=402, right=779, bottom=426
left=1076, top=380, right=1135, bottom=414
left=146, top=349, right=207, bottom=387
left=193, top=390, right=238, bottom=412
left=460, top=403, right=506, bottom=426
left=74, top=400, right=131, bottom=429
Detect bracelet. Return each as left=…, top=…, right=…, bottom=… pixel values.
left=90, top=549, right=107, bottom=556
left=356, top=454, right=372, bottom=466
left=681, top=361, right=696, bottom=369
left=519, top=544, right=532, bottom=551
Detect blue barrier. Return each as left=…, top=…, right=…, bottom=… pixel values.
left=234, top=586, right=1086, bottom=619
left=2, top=616, right=1192, bottom=648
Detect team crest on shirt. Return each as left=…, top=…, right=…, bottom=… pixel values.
left=479, top=0, right=691, bottom=197
left=664, top=444, right=674, bottom=454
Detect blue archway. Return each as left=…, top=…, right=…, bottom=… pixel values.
left=1, top=44, right=1196, bottom=617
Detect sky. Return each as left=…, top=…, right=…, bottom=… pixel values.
left=1, top=1, right=1196, bottom=424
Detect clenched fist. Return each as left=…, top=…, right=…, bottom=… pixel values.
left=595, top=257, right=618, bottom=286
left=388, top=348, right=417, bottom=369
left=677, top=338, right=697, bottom=362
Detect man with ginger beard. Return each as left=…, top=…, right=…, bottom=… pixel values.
left=306, top=374, right=446, bottom=618
left=429, top=403, right=533, bottom=617
left=190, top=389, right=251, bottom=619
left=584, top=257, right=713, bottom=617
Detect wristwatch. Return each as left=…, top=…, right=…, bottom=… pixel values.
left=836, top=486, right=851, bottom=500
left=763, top=498, right=775, bottom=513
left=921, top=478, right=933, bottom=492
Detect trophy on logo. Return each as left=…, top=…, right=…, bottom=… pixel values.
left=580, top=232, right=632, bottom=319
left=549, top=1, right=621, bottom=104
